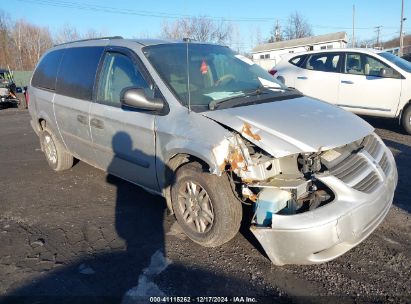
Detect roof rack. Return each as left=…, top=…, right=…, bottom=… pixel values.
left=54, top=36, right=123, bottom=47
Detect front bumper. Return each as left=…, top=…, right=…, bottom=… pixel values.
left=0, top=96, right=18, bottom=104
left=251, top=145, right=397, bottom=266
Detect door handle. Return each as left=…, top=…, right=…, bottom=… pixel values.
left=77, top=114, right=88, bottom=125
left=297, top=76, right=308, bottom=80
left=90, top=118, right=104, bottom=129
left=341, top=80, right=354, bottom=84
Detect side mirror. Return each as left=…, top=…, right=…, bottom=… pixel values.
left=121, top=88, right=163, bottom=111
left=379, top=68, right=387, bottom=77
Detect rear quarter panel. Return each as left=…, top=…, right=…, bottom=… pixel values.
left=397, top=77, right=411, bottom=116
left=275, top=59, right=297, bottom=88
left=28, top=86, right=59, bottom=138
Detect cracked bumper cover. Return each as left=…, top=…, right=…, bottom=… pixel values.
left=251, top=151, right=397, bottom=266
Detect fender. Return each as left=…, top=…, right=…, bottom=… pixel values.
left=156, top=140, right=223, bottom=194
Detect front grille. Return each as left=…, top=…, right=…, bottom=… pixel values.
left=379, top=154, right=390, bottom=175
left=331, top=154, right=368, bottom=184
left=362, top=133, right=380, bottom=159
left=362, top=133, right=391, bottom=176
left=353, top=171, right=381, bottom=193
left=329, top=134, right=390, bottom=194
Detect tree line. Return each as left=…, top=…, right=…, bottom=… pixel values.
left=1, top=8, right=319, bottom=71
left=161, top=12, right=314, bottom=47
left=3, top=8, right=406, bottom=72
left=0, top=10, right=106, bottom=70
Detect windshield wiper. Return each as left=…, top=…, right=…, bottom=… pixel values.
left=208, top=85, right=292, bottom=110
left=208, top=94, right=247, bottom=110
left=255, top=85, right=294, bottom=92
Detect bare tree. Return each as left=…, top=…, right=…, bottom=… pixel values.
left=0, top=11, right=12, bottom=69
left=9, top=19, right=52, bottom=70
left=229, top=23, right=242, bottom=53
left=249, top=26, right=263, bottom=49
left=83, top=28, right=108, bottom=39
left=53, top=24, right=108, bottom=45
left=161, top=16, right=232, bottom=44
left=268, top=20, right=283, bottom=43
left=0, top=12, right=108, bottom=71
left=383, top=34, right=411, bottom=49
left=283, top=12, right=313, bottom=40
left=53, top=23, right=80, bottom=45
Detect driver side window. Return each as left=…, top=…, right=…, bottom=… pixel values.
left=345, top=54, right=364, bottom=75
left=97, top=52, right=149, bottom=106
left=345, top=53, right=399, bottom=78
left=363, top=55, right=398, bottom=78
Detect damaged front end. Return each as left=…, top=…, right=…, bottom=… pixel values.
left=213, top=127, right=397, bottom=265
left=213, top=123, right=336, bottom=219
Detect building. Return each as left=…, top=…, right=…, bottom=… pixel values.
left=251, top=32, right=348, bottom=70
left=384, top=45, right=411, bottom=56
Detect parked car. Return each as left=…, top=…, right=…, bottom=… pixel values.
left=273, top=49, right=411, bottom=134
left=28, top=38, right=397, bottom=265
left=402, top=53, right=411, bottom=62
left=0, top=68, right=21, bottom=108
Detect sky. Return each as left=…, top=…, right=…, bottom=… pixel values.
left=1, top=0, right=409, bottom=52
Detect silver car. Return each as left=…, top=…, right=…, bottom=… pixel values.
left=28, top=37, right=397, bottom=265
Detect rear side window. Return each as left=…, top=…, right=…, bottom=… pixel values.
left=305, top=53, right=341, bottom=73
left=289, top=55, right=307, bottom=67
left=56, top=47, right=104, bottom=100
left=32, top=50, right=64, bottom=90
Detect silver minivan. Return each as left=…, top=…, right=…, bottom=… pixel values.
left=28, top=37, right=397, bottom=265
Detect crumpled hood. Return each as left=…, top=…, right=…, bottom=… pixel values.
left=201, top=96, right=374, bottom=158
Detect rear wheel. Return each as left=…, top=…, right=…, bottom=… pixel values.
left=401, top=105, right=411, bottom=135
left=171, top=162, right=242, bottom=247
left=40, top=127, right=73, bottom=171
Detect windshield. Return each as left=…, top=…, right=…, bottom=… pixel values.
left=378, top=52, right=411, bottom=73
left=144, top=43, right=291, bottom=110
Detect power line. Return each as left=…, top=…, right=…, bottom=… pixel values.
left=12, top=0, right=411, bottom=31
left=13, top=0, right=283, bottom=22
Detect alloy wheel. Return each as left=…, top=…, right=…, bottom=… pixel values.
left=177, top=181, right=214, bottom=234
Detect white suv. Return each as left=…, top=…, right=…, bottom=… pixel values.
left=274, top=49, right=411, bottom=134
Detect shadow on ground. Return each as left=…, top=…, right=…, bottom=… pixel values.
left=360, top=116, right=411, bottom=213
left=1, top=132, right=283, bottom=304
left=381, top=138, right=411, bottom=213
left=360, top=116, right=404, bottom=135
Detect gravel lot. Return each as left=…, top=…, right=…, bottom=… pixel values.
left=0, top=109, right=410, bottom=303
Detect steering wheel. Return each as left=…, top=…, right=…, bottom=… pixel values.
left=215, top=74, right=235, bottom=87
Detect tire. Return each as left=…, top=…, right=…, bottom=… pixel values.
left=401, top=106, right=411, bottom=135
left=171, top=162, right=242, bottom=247
left=40, top=127, right=73, bottom=171
left=17, top=93, right=27, bottom=109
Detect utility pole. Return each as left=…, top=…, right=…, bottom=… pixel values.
left=375, top=26, right=382, bottom=49
left=352, top=5, right=355, bottom=48
left=399, top=0, right=405, bottom=56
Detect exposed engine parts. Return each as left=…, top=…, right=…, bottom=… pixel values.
left=298, top=153, right=322, bottom=176
left=212, top=127, right=350, bottom=227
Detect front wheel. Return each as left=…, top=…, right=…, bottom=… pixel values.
left=401, top=106, right=411, bottom=135
left=171, top=162, right=242, bottom=247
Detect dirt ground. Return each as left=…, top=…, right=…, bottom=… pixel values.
left=0, top=109, right=410, bottom=303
